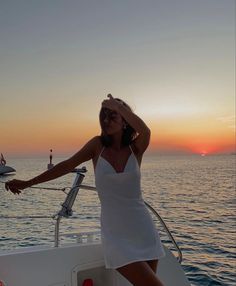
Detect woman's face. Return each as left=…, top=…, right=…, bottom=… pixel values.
left=100, top=108, right=124, bottom=135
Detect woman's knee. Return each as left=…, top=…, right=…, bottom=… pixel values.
left=146, top=259, right=158, bottom=273
left=116, top=261, right=164, bottom=286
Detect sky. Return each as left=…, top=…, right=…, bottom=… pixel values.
left=0, top=0, right=235, bottom=157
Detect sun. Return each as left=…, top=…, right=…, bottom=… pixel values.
left=200, top=150, right=208, bottom=156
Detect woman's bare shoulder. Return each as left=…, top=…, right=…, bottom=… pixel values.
left=89, top=135, right=101, bottom=144
left=90, top=136, right=103, bottom=156
left=89, top=136, right=104, bottom=167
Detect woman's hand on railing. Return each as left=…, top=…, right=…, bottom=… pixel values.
left=5, top=179, right=31, bottom=195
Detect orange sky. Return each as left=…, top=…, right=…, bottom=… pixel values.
left=1, top=111, right=235, bottom=156
left=0, top=1, right=235, bottom=157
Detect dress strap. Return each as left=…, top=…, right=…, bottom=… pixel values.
left=98, top=146, right=105, bottom=157
left=129, top=145, right=134, bottom=154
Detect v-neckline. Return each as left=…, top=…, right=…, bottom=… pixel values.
left=99, top=152, right=133, bottom=174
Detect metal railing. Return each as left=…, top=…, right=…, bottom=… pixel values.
left=51, top=168, right=182, bottom=262
left=144, top=201, right=182, bottom=263
left=0, top=167, right=182, bottom=263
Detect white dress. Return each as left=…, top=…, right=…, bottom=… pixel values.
left=95, top=146, right=165, bottom=269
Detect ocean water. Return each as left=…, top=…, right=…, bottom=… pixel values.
left=0, top=154, right=235, bottom=285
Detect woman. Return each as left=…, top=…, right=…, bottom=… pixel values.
left=5, top=94, right=165, bottom=286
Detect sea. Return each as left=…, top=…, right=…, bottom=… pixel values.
left=0, top=154, right=235, bottom=286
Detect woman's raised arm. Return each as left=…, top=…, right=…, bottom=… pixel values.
left=102, top=94, right=151, bottom=154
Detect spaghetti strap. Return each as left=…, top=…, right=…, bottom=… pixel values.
left=129, top=145, right=134, bottom=154
left=98, top=146, right=105, bottom=157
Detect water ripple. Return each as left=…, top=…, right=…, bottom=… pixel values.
left=0, top=155, right=235, bottom=285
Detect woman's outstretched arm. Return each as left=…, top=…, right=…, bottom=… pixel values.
left=5, top=136, right=99, bottom=194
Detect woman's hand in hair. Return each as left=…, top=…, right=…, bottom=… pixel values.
left=102, top=94, right=123, bottom=112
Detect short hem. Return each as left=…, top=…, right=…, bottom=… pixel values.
left=105, top=253, right=166, bottom=270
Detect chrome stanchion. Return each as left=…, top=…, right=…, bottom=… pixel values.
left=53, top=167, right=87, bottom=247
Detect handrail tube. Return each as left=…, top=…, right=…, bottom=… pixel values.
left=54, top=171, right=85, bottom=247
left=2, top=174, right=183, bottom=262
left=58, top=174, right=85, bottom=218
left=54, top=217, right=62, bottom=247
left=144, top=201, right=182, bottom=263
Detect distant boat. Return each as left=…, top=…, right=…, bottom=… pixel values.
left=0, top=153, right=16, bottom=175
left=0, top=165, right=16, bottom=175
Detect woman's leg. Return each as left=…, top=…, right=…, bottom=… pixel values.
left=116, top=261, right=164, bottom=286
left=146, top=259, right=158, bottom=273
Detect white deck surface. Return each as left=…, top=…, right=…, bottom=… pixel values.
left=0, top=240, right=191, bottom=286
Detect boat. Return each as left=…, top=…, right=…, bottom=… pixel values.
left=0, top=153, right=15, bottom=175
left=0, top=165, right=16, bottom=175
left=0, top=167, right=191, bottom=286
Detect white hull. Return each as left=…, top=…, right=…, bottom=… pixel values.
left=0, top=169, right=191, bottom=286
left=0, top=237, right=191, bottom=286
left=0, top=165, right=15, bottom=175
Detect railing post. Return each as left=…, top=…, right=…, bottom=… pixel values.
left=54, top=216, right=61, bottom=247
left=53, top=168, right=86, bottom=247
